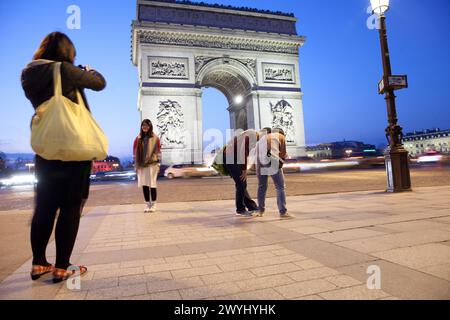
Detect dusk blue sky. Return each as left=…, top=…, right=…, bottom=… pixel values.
left=1, top=0, right=449, bottom=157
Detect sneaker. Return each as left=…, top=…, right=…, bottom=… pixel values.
left=255, top=209, right=265, bottom=217
left=280, top=212, right=294, bottom=219
left=149, top=203, right=157, bottom=212
left=235, top=211, right=253, bottom=217
left=145, top=202, right=152, bottom=213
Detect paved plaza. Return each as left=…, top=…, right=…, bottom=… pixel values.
left=0, top=186, right=449, bottom=300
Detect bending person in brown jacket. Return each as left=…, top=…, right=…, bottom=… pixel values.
left=255, top=128, right=291, bottom=218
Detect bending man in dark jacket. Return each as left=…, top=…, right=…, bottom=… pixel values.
left=224, top=130, right=259, bottom=216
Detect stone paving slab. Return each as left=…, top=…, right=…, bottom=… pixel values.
left=337, top=259, right=450, bottom=300
left=0, top=186, right=449, bottom=300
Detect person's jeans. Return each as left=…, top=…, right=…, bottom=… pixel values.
left=226, top=163, right=258, bottom=213
left=257, top=166, right=287, bottom=214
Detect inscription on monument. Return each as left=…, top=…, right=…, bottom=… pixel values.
left=148, top=56, right=189, bottom=79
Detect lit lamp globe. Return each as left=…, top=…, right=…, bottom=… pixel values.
left=370, top=0, right=390, bottom=15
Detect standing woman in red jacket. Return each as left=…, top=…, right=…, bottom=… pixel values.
left=133, top=119, right=161, bottom=213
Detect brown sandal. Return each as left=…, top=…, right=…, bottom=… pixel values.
left=30, top=264, right=54, bottom=281
left=52, top=265, right=88, bottom=283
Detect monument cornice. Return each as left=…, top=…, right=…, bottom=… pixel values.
left=137, top=1, right=298, bottom=36
left=132, top=24, right=305, bottom=64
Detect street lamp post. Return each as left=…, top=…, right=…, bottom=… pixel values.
left=371, top=0, right=412, bottom=193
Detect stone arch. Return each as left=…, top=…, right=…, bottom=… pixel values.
left=196, top=58, right=256, bottom=131
left=196, top=57, right=256, bottom=84
left=196, top=57, right=255, bottom=105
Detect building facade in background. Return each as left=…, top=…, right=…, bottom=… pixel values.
left=403, top=128, right=450, bottom=157
left=92, top=156, right=122, bottom=174
left=306, top=141, right=379, bottom=160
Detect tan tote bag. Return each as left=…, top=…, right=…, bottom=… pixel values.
left=31, top=62, right=108, bottom=161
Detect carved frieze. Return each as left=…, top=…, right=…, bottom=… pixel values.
left=149, top=56, right=189, bottom=79
left=270, top=100, right=296, bottom=144
left=157, top=100, right=186, bottom=148
left=138, top=31, right=299, bottom=55
left=263, top=63, right=295, bottom=84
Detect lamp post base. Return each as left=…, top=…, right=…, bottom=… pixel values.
left=384, top=147, right=412, bottom=193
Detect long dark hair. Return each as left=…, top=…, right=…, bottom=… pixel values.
left=33, top=32, right=76, bottom=63
left=136, top=119, right=154, bottom=167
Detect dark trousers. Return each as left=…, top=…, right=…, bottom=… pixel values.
left=143, top=186, right=157, bottom=202
left=225, top=163, right=258, bottom=213
left=80, top=162, right=92, bottom=215
left=31, top=156, right=91, bottom=270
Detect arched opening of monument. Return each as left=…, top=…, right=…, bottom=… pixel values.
left=202, top=87, right=229, bottom=164
left=198, top=63, right=254, bottom=164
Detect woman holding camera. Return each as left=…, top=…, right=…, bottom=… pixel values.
left=21, top=32, right=106, bottom=283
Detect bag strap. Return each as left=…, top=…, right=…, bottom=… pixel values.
left=146, top=136, right=158, bottom=161
left=53, top=62, right=63, bottom=97
left=76, top=90, right=85, bottom=107
left=53, top=62, right=86, bottom=107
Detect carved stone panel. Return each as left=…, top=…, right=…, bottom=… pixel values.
left=270, top=100, right=296, bottom=144
left=157, top=100, right=186, bottom=149
left=139, top=31, right=300, bottom=55
left=263, top=63, right=295, bottom=84
left=148, top=56, right=189, bottom=80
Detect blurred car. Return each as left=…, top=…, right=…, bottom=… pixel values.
left=417, top=151, right=444, bottom=164
left=247, top=157, right=315, bottom=174
left=355, top=156, right=385, bottom=168
left=164, top=164, right=218, bottom=179
left=0, top=173, right=37, bottom=187
left=283, top=157, right=315, bottom=173
left=282, top=158, right=303, bottom=173
left=90, top=170, right=136, bottom=182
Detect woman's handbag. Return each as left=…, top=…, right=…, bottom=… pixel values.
left=31, top=62, right=108, bottom=161
left=144, top=151, right=159, bottom=166
left=211, top=145, right=229, bottom=176
left=143, top=137, right=160, bottom=167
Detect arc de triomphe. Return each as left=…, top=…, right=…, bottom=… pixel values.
left=132, top=0, right=306, bottom=164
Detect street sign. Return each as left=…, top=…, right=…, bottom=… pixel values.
left=378, top=75, right=408, bottom=94
left=388, top=75, right=408, bottom=89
